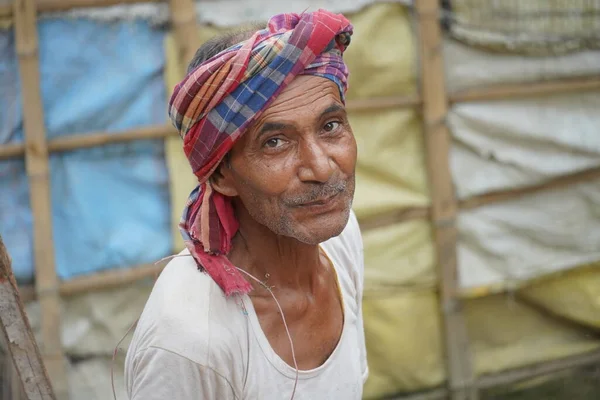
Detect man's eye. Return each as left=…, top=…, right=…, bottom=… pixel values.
left=264, top=138, right=282, bottom=148
left=323, top=121, right=341, bottom=132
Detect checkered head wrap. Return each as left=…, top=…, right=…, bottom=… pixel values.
left=168, top=9, right=353, bottom=296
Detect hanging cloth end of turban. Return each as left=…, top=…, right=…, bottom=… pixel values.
left=171, top=9, right=353, bottom=296
left=180, top=182, right=253, bottom=296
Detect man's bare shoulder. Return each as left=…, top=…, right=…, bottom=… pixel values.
left=129, top=250, right=247, bottom=366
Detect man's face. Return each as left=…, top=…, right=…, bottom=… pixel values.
left=221, top=75, right=357, bottom=245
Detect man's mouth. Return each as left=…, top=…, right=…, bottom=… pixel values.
left=297, top=191, right=342, bottom=208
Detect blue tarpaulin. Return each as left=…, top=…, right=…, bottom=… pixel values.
left=0, top=18, right=173, bottom=283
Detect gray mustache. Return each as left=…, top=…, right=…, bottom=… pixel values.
left=284, top=180, right=347, bottom=206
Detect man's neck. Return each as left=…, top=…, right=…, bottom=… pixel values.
left=227, top=204, right=324, bottom=293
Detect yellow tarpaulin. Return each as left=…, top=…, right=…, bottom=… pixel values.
left=362, top=288, right=600, bottom=399
left=362, top=290, right=445, bottom=396
left=519, top=263, right=600, bottom=330
left=466, top=293, right=599, bottom=377
left=362, top=220, right=436, bottom=293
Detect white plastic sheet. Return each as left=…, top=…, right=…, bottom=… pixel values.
left=448, top=92, right=600, bottom=199
left=458, top=180, right=600, bottom=289
left=444, top=38, right=600, bottom=92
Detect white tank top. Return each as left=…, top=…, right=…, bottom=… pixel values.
left=125, top=211, right=368, bottom=400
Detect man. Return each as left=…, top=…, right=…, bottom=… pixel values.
left=125, top=9, right=367, bottom=399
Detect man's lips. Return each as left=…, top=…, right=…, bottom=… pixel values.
left=296, top=191, right=341, bottom=207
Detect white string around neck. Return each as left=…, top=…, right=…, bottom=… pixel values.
left=111, top=254, right=299, bottom=400
left=235, top=267, right=299, bottom=400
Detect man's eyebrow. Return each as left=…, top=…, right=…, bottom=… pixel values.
left=320, top=103, right=345, bottom=117
left=256, top=122, right=290, bottom=140
left=254, top=103, right=346, bottom=141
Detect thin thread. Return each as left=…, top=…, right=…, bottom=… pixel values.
left=111, top=256, right=168, bottom=400
left=236, top=267, right=299, bottom=400
left=111, top=316, right=140, bottom=400
left=110, top=254, right=299, bottom=400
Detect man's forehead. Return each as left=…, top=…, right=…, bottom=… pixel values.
left=229, top=75, right=345, bottom=152
left=262, top=76, right=343, bottom=118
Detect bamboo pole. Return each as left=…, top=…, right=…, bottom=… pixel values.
left=459, top=166, right=600, bottom=210
left=1, top=236, right=56, bottom=400
left=0, top=97, right=421, bottom=161
left=165, top=0, right=202, bottom=253
left=59, top=261, right=164, bottom=296
left=13, top=0, right=68, bottom=397
left=0, top=142, right=25, bottom=160
left=17, top=164, right=600, bottom=302
left=168, top=0, right=201, bottom=74
left=4, top=142, right=599, bottom=231
left=36, top=0, right=159, bottom=12
left=347, top=94, right=421, bottom=111
left=415, top=1, right=477, bottom=399
left=450, top=76, right=600, bottom=104
left=19, top=261, right=166, bottom=303
left=16, top=284, right=37, bottom=304
left=357, top=207, right=431, bottom=231
left=394, top=388, right=448, bottom=400
left=476, top=348, right=600, bottom=389
left=394, top=348, right=600, bottom=399
left=48, top=124, right=175, bottom=153
left=358, top=165, right=600, bottom=232
left=0, top=0, right=157, bottom=18
left=2, top=74, right=600, bottom=161
left=0, top=125, right=176, bottom=160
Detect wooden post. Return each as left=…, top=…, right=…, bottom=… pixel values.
left=414, top=1, right=478, bottom=399
left=168, top=0, right=201, bottom=74
left=0, top=236, right=56, bottom=400
left=165, top=0, right=202, bottom=251
left=13, top=0, right=68, bottom=397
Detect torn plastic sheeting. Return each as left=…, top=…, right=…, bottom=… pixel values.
left=448, top=91, right=600, bottom=200
left=0, top=18, right=172, bottom=282
left=457, top=179, right=600, bottom=290
left=443, top=1, right=600, bottom=56
left=444, top=38, right=600, bottom=93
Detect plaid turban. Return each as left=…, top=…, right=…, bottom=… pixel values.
left=168, top=9, right=353, bottom=296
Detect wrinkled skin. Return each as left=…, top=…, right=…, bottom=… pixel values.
left=211, top=75, right=357, bottom=370
left=213, top=75, right=357, bottom=245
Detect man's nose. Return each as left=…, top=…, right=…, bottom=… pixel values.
left=297, top=138, right=335, bottom=183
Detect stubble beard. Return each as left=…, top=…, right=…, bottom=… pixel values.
left=246, top=175, right=355, bottom=245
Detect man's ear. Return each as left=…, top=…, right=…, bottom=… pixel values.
left=210, top=160, right=238, bottom=197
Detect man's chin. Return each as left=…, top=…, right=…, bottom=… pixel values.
left=290, top=208, right=351, bottom=244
